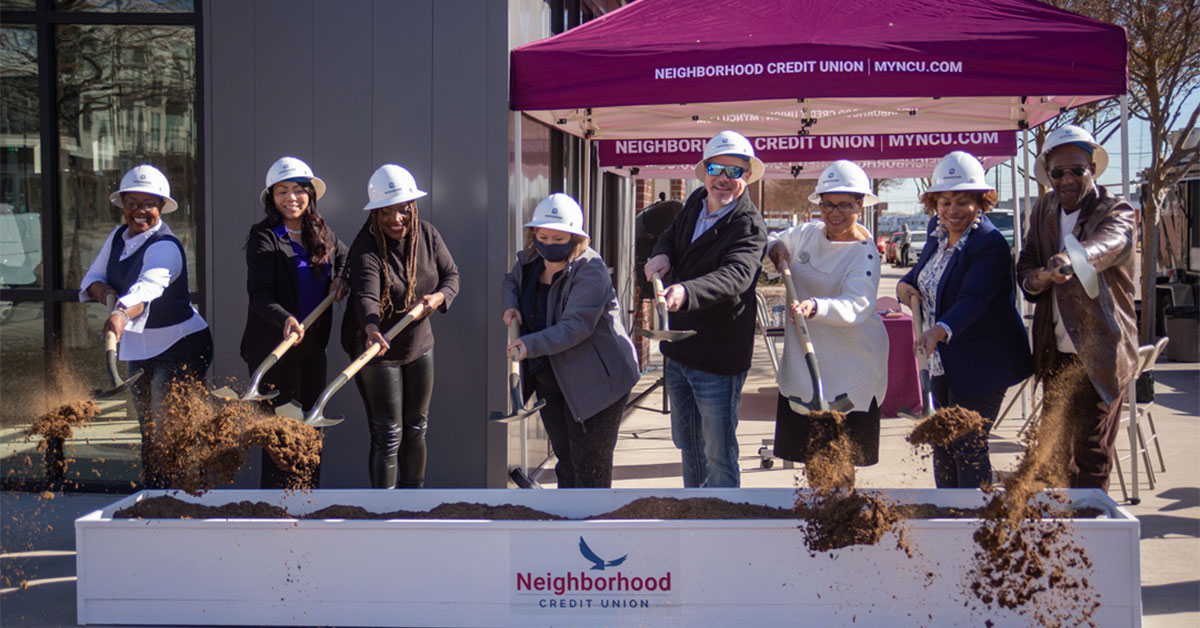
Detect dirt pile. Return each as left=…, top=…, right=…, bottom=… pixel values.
left=907, top=406, right=986, bottom=448
left=154, top=380, right=322, bottom=495
left=967, top=362, right=1100, bottom=627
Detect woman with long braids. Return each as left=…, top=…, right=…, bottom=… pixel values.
left=240, top=156, right=347, bottom=488
left=343, top=164, right=459, bottom=489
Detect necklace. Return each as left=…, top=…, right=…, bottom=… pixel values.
left=285, top=226, right=302, bottom=236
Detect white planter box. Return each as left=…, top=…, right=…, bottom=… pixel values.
left=76, top=488, right=1140, bottom=627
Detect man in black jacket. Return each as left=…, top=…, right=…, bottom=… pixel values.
left=644, top=130, right=768, bottom=487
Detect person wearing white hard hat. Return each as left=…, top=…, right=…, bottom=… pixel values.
left=80, top=164, right=211, bottom=489
left=765, top=160, right=888, bottom=469
left=342, top=164, right=459, bottom=489
left=240, top=156, right=348, bottom=489
left=500, top=194, right=639, bottom=488
left=1017, top=125, right=1136, bottom=492
left=643, top=130, right=768, bottom=488
left=895, top=151, right=1033, bottom=488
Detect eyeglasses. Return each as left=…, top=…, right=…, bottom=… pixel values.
left=1049, top=166, right=1089, bottom=180
left=122, top=199, right=162, bottom=211
left=706, top=163, right=746, bottom=179
left=817, top=201, right=860, bottom=214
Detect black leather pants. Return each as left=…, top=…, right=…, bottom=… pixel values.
left=353, top=350, right=434, bottom=488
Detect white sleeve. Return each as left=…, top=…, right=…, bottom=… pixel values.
left=78, top=228, right=119, bottom=302
left=117, top=240, right=183, bottom=333
left=812, top=246, right=881, bottom=327
left=769, top=223, right=812, bottom=264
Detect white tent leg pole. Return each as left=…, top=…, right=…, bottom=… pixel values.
left=583, top=138, right=592, bottom=234
left=1120, top=95, right=1131, bottom=200
left=511, top=112, right=529, bottom=478
left=1021, top=127, right=1033, bottom=421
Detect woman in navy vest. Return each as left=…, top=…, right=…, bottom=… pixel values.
left=240, top=157, right=348, bottom=489
left=343, top=165, right=459, bottom=488
left=897, top=152, right=1033, bottom=488
left=80, top=164, right=212, bottom=489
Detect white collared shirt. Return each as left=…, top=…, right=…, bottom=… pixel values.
left=690, top=196, right=739, bottom=243
left=79, top=221, right=207, bottom=361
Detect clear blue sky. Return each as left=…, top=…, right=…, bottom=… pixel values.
left=878, top=92, right=1200, bottom=214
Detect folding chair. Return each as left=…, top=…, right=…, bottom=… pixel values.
left=1113, top=337, right=1170, bottom=503
left=756, top=289, right=784, bottom=374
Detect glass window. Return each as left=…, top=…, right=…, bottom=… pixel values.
left=0, top=300, right=45, bottom=482
left=0, top=0, right=38, bottom=10
left=0, top=24, right=42, bottom=289
left=53, top=0, right=194, bottom=12
left=56, top=24, right=198, bottom=294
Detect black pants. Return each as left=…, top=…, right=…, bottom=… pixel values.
left=772, top=395, right=880, bottom=466
left=532, top=367, right=626, bottom=488
left=354, top=350, right=434, bottom=489
left=246, top=342, right=326, bottom=489
left=930, top=375, right=1006, bottom=488
left=130, top=328, right=213, bottom=489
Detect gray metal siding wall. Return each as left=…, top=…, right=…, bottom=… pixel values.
left=203, top=0, right=508, bottom=487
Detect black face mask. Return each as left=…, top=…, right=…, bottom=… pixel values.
left=534, top=239, right=573, bottom=262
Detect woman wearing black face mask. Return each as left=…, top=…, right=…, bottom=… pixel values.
left=501, top=194, right=640, bottom=488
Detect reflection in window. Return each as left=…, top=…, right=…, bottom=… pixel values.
left=0, top=0, right=37, bottom=10
left=53, top=0, right=194, bottom=12
left=0, top=24, right=42, bottom=289
left=56, top=25, right=197, bottom=299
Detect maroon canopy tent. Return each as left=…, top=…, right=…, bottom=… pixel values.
left=510, top=0, right=1127, bottom=139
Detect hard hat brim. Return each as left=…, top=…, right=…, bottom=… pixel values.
left=694, top=156, right=765, bottom=185
left=926, top=180, right=996, bottom=194
left=110, top=189, right=179, bottom=214
left=260, top=175, right=327, bottom=206
left=1034, top=146, right=1109, bottom=187
left=363, top=188, right=427, bottom=211
left=807, top=189, right=880, bottom=206
left=523, top=218, right=589, bottom=239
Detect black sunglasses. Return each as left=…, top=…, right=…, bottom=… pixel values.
left=706, top=163, right=746, bottom=179
left=1049, top=165, right=1089, bottom=180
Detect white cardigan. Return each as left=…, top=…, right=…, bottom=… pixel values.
left=768, top=222, right=888, bottom=411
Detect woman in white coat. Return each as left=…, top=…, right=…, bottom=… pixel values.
left=766, top=160, right=888, bottom=466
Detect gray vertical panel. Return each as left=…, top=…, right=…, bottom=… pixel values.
left=371, top=1, right=433, bottom=182
left=427, top=0, right=500, bottom=487
left=206, top=0, right=259, bottom=386
left=253, top=0, right=315, bottom=167
left=311, top=0, right=375, bottom=488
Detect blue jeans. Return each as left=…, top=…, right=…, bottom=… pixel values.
left=665, top=360, right=746, bottom=487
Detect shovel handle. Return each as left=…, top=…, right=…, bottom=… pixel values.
left=299, top=292, right=338, bottom=330
left=909, top=295, right=935, bottom=416
left=781, top=267, right=827, bottom=411
left=507, top=320, right=521, bottom=374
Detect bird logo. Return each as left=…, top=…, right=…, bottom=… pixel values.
left=578, top=537, right=627, bottom=571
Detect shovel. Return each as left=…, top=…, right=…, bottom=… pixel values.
left=489, top=319, right=547, bottom=424
left=1061, top=233, right=1100, bottom=299
left=276, top=302, right=429, bottom=428
left=633, top=273, right=697, bottom=342
left=899, top=295, right=936, bottom=420
left=213, top=292, right=338, bottom=403
left=780, top=267, right=853, bottom=414
left=93, top=294, right=144, bottom=399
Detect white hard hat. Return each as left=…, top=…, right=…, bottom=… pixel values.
left=260, top=156, right=326, bottom=206
left=524, top=193, right=588, bottom=238
left=693, top=130, right=765, bottom=184
left=808, top=160, right=879, bottom=206
left=926, top=151, right=995, bottom=194
left=363, top=164, right=427, bottom=211
left=1034, top=124, right=1109, bottom=187
left=109, top=164, right=179, bottom=214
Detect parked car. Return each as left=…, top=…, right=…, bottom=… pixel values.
left=898, top=231, right=928, bottom=267
left=885, top=231, right=905, bottom=264
left=988, top=209, right=1015, bottom=248
left=876, top=234, right=889, bottom=255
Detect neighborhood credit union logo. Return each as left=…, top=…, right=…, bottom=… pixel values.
left=515, top=536, right=672, bottom=610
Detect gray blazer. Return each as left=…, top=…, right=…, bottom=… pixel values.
left=502, top=247, right=640, bottom=424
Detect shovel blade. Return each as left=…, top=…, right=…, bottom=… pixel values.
left=275, top=401, right=306, bottom=423
left=306, top=416, right=343, bottom=428
left=92, top=369, right=144, bottom=399
left=634, top=327, right=697, bottom=342
left=211, top=386, right=241, bottom=401
left=786, top=395, right=815, bottom=414
left=828, top=394, right=854, bottom=413
left=242, top=388, right=280, bottom=403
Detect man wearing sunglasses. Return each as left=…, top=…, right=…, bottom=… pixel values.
left=1017, top=124, right=1137, bottom=493
left=643, top=130, right=768, bottom=488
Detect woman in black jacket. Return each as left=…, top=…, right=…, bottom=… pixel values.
left=240, top=156, right=347, bottom=489
left=343, top=164, right=459, bottom=489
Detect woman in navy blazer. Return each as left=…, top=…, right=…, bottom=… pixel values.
left=240, top=157, right=348, bottom=488
left=897, top=152, right=1033, bottom=488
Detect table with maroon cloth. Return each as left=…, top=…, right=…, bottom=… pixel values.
left=879, top=310, right=922, bottom=417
